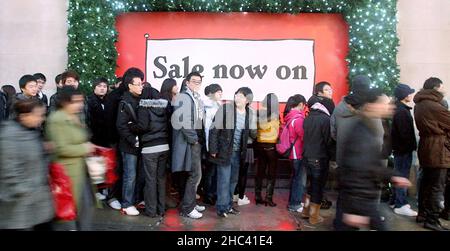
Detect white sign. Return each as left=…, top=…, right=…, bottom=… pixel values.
left=146, top=38, right=315, bottom=102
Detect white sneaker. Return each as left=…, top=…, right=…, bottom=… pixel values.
left=195, top=205, right=206, bottom=212
left=233, top=194, right=239, bottom=202
left=238, top=195, right=251, bottom=206
left=289, top=206, right=304, bottom=213
left=95, top=192, right=106, bottom=201
left=121, top=206, right=140, bottom=216
left=187, top=209, right=203, bottom=219
left=394, top=205, right=418, bottom=217
left=108, top=199, right=122, bottom=210
left=439, top=200, right=445, bottom=209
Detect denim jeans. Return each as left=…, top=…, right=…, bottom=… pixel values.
left=121, top=152, right=138, bottom=208
left=203, top=160, right=217, bottom=200
left=288, top=159, right=306, bottom=210
left=393, top=152, right=413, bottom=208
left=305, top=158, right=329, bottom=204
left=216, top=151, right=241, bottom=214
left=142, top=151, right=169, bottom=216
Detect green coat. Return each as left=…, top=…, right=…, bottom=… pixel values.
left=46, top=110, right=90, bottom=209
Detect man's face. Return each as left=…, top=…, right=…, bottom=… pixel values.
left=21, top=81, right=38, bottom=97
left=435, top=83, right=445, bottom=95
left=65, top=77, right=79, bottom=89
left=36, top=79, right=45, bottom=92
left=187, top=76, right=202, bottom=93
left=128, top=77, right=143, bottom=96
left=94, top=82, right=108, bottom=97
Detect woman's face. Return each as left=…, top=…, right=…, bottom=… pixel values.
left=19, top=106, right=46, bottom=128
left=64, top=94, right=85, bottom=115
left=171, top=85, right=179, bottom=101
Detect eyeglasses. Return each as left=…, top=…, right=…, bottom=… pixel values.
left=189, top=80, right=202, bottom=85
left=130, top=83, right=143, bottom=87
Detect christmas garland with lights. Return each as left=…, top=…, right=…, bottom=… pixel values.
left=68, top=0, right=399, bottom=94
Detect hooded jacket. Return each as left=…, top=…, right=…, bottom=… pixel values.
left=116, top=91, right=140, bottom=155
left=414, top=89, right=450, bottom=168
left=303, top=95, right=335, bottom=160
left=284, top=109, right=305, bottom=160
left=136, top=98, right=170, bottom=150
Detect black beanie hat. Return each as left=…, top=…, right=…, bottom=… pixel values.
left=394, top=83, right=415, bottom=101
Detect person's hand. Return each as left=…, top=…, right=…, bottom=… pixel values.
left=329, top=161, right=338, bottom=169
left=391, top=176, right=412, bottom=188
left=343, top=213, right=370, bottom=228
left=210, top=153, right=217, bottom=158
left=85, top=142, right=96, bottom=154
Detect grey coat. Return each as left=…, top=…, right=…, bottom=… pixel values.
left=0, top=120, right=54, bottom=229
left=171, top=92, right=203, bottom=172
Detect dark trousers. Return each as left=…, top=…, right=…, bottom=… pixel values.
left=142, top=151, right=169, bottom=216
left=445, top=170, right=450, bottom=213
left=180, top=144, right=202, bottom=215
left=305, top=158, right=329, bottom=204
left=340, top=194, right=386, bottom=231
left=255, top=143, right=278, bottom=200
left=421, top=167, right=448, bottom=224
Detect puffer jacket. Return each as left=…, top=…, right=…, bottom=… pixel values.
left=136, top=98, right=170, bottom=148
left=414, top=89, right=450, bottom=168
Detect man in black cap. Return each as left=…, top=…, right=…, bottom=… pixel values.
left=390, top=84, right=418, bottom=217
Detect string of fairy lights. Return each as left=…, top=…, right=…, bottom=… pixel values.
left=67, top=0, right=399, bottom=94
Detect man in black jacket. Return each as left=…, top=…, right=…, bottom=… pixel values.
left=33, top=73, right=49, bottom=107
left=87, top=78, right=110, bottom=147
left=302, top=91, right=335, bottom=225
left=116, top=67, right=143, bottom=216
left=390, top=84, right=418, bottom=217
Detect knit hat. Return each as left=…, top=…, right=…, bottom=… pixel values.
left=351, top=75, right=371, bottom=93
left=394, top=83, right=415, bottom=101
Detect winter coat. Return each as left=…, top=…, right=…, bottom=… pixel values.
left=208, top=103, right=257, bottom=166
left=171, top=92, right=205, bottom=172
left=104, top=87, right=126, bottom=145
left=413, top=89, right=450, bottom=168
left=0, top=120, right=54, bottom=229
left=48, top=92, right=59, bottom=114
left=203, top=97, right=221, bottom=152
left=303, top=99, right=335, bottom=160
left=116, top=92, right=140, bottom=155
left=46, top=110, right=90, bottom=208
left=338, top=116, right=393, bottom=200
left=284, top=109, right=305, bottom=160
left=136, top=98, right=170, bottom=148
left=87, top=94, right=110, bottom=147
left=391, top=101, right=417, bottom=155
left=331, top=98, right=383, bottom=166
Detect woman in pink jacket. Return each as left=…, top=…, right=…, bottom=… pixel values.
left=283, top=94, right=307, bottom=213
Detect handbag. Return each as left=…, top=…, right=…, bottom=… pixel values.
left=95, top=147, right=118, bottom=186
left=49, top=162, right=77, bottom=221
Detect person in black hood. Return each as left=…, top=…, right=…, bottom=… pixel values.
left=135, top=86, right=170, bottom=218
left=301, top=86, right=335, bottom=225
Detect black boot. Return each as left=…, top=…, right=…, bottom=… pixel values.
left=424, top=221, right=449, bottom=231
left=265, top=182, right=277, bottom=207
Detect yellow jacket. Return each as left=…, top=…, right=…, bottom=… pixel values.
left=257, top=118, right=280, bottom=143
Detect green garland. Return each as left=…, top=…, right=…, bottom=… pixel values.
left=68, top=0, right=399, bottom=94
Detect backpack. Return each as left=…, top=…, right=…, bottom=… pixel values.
left=276, top=118, right=298, bottom=158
